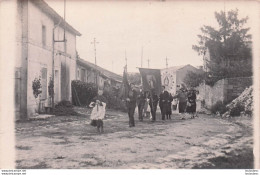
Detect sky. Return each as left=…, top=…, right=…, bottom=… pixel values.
left=45, top=0, right=257, bottom=74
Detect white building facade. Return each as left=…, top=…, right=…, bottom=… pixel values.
left=14, top=0, right=81, bottom=119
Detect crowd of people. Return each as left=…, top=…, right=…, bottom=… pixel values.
left=89, top=83, right=199, bottom=132
left=133, top=83, right=198, bottom=125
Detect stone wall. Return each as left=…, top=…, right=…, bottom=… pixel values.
left=226, top=77, right=253, bottom=103
left=197, top=77, right=252, bottom=108
left=197, top=79, right=226, bottom=108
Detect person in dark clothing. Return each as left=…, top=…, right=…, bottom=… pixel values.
left=137, top=89, right=145, bottom=121
left=186, top=88, right=197, bottom=118
left=165, top=93, right=173, bottom=119
left=149, top=90, right=159, bottom=122
left=173, top=83, right=188, bottom=119
left=159, top=86, right=170, bottom=120
left=126, top=83, right=137, bottom=127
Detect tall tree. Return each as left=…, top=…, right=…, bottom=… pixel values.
left=192, top=9, right=252, bottom=82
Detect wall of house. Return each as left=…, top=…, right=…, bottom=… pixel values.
left=197, top=79, right=226, bottom=108
left=20, top=1, right=77, bottom=117
left=55, top=26, right=77, bottom=100
left=26, top=1, right=53, bottom=117
left=15, top=0, right=29, bottom=120
left=176, top=65, right=200, bottom=87
left=76, top=63, right=122, bottom=94
left=197, top=77, right=252, bottom=108
left=161, top=65, right=200, bottom=95
left=76, top=64, right=105, bottom=90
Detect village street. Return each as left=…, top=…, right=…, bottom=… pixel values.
left=15, top=108, right=253, bottom=169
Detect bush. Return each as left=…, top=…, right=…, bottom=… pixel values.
left=103, top=86, right=127, bottom=112
left=53, top=100, right=80, bottom=116
left=183, top=71, right=205, bottom=88
left=55, top=100, right=73, bottom=108
left=32, top=77, right=42, bottom=98
left=230, top=102, right=245, bottom=117
left=71, top=80, right=98, bottom=106
left=211, top=101, right=228, bottom=114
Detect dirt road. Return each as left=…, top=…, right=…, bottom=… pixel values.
left=15, top=108, right=253, bottom=169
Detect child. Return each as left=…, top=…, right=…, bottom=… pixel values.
left=89, top=98, right=106, bottom=133
left=143, top=91, right=151, bottom=118
left=172, top=98, right=178, bottom=111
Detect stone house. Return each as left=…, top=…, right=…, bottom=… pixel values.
left=14, top=0, right=81, bottom=120
left=76, top=58, right=122, bottom=92
left=161, top=64, right=202, bottom=95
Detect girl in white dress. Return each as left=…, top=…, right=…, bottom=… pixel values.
left=89, top=99, right=106, bottom=133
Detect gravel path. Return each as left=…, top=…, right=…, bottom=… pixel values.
left=15, top=109, right=253, bottom=169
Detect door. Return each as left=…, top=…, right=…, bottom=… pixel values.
left=54, top=70, right=59, bottom=103
left=61, top=56, right=70, bottom=101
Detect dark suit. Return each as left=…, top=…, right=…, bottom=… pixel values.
left=159, top=90, right=170, bottom=120
left=137, top=91, right=145, bottom=121
left=127, top=89, right=137, bottom=127
left=165, top=94, right=173, bottom=119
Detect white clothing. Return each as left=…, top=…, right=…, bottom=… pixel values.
left=89, top=102, right=106, bottom=120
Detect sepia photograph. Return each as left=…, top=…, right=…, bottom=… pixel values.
left=0, top=0, right=259, bottom=171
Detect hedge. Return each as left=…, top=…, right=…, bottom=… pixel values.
left=71, top=80, right=98, bottom=106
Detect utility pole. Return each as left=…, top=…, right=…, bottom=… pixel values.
left=166, top=57, right=169, bottom=68
left=141, top=46, right=143, bottom=68
left=125, top=50, right=127, bottom=72
left=91, top=38, right=99, bottom=84
left=147, top=58, right=150, bottom=68
left=51, top=0, right=67, bottom=109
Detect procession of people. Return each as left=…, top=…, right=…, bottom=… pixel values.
left=89, top=79, right=199, bottom=133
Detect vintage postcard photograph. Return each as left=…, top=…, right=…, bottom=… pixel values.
left=0, top=0, right=259, bottom=171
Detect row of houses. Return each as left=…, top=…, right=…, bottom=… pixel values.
left=77, top=58, right=122, bottom=89
left=14, top=0, right=122, bottom=120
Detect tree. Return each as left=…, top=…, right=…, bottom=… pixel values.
left=192, top=9, right=252, bottom=83
left=183, top=71, right=205, bottom=88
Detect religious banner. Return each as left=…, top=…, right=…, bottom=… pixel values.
left=161, top=68, right=177, bottom=95
left=139, top=68, right=162, bottom=95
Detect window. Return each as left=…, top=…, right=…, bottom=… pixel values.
left=42, top=25, right=46, bottom=46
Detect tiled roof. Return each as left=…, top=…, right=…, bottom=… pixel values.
left=77, top=58, right=122, bottom=83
